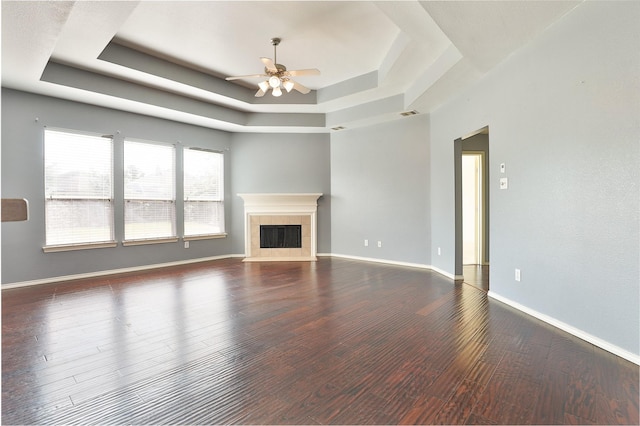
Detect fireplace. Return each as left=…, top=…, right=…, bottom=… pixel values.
left=238, top=193, right=322, bottom=262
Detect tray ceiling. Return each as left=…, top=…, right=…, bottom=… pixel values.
left=1, top=1, right=581, bottom=133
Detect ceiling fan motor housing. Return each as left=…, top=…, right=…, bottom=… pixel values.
left=266, top=64, right=287, bottom=75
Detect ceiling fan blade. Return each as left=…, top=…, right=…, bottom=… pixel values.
left=255, top=88, right=266, bottom=97
left=260, top=57, right=277, bottom=73
left=292, top=81, right=311, bottom=94
left=287, top=68, right=321, bottom=77
left=225, top=74, right=266, bottom=81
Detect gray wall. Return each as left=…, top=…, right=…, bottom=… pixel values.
left=1, top=89, right=234, bottom=283
left=330, top=114, right=431, bottom=264
left=229, top=132, right=331, bottom=255
left=429, top=1, right=639, bottom=356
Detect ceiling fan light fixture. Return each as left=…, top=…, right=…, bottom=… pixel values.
left=268, top=75, right=281, bottom=89
left=272, top=86, right=282, bottom=97
left=283, top=80, right=294, bottom=92
left=258, top=81, right=270, bottom=92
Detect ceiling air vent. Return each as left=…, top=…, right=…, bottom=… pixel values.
left=400, top=110, right=419, bottom=117
left=331, top=126, right=346, bottom=131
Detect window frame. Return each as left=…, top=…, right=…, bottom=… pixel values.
left=43, top=128, right=117, bottom=252
left=183, top=147, right=226, bottom=241
left=122, top=138, right=178, bottom=246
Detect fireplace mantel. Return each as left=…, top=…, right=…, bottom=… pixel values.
left=238, top=193, right=322, bottom=211
left=238, top=193, right=322, bottom=262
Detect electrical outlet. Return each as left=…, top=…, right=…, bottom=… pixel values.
left=364, top=239, right=368, bottom=247
left=437, top=247, right=441, bottom=256
left=184, top=241, right=189, bottom=249
left=500, top=177, right=509, bottom=190
left=515, top=268, right=521, bottom=282
left=377, top=241, right=382, bottom=248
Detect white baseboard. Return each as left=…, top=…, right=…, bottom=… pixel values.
left=488, top=291, right=640, bottom=366
left=1, top=254, right=237, bottom=289
left=327, top=253, right=431, bottom=270
left=325, top=253, right=465, bottom=282
left=430, top=265, right=461, bottom=280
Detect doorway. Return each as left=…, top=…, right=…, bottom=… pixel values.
left=462, top=152, right=484, bottom=265
left=455, top=128, right=490, bottom=291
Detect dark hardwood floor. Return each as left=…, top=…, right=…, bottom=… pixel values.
left=463, top=264, right=489, bottom=292
left=2, top=258, right=638, bottom=424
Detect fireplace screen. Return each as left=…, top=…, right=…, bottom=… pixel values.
left=260, top=225, right=302, bottom=248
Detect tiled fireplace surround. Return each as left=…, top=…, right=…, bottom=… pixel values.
left=238, top=193, right=322, bottom=262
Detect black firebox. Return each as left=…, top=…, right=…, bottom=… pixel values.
left=259, top=225, right=302, bottom=249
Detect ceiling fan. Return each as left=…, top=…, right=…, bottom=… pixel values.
left=225, top=38, right=320, bottom=97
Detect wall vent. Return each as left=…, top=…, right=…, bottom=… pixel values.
left=400, top=110, right=419, bottom=117
left=331, top=126, right=346, bottom=131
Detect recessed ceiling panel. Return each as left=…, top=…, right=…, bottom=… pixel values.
left=114, top=1, right=400, bottom=89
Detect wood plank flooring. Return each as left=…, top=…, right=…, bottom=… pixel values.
left=462, top=264, right=489, bottom=292
left=2, top=258, right=638, bottom=424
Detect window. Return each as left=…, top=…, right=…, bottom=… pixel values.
left=124, top=140, right=176, bottom=243
left=44, top=129, right=115, bottom=250
left=183, top=148, right=225, bottom=238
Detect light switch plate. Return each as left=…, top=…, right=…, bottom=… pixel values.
left=500, top=163, right=506, bottom=173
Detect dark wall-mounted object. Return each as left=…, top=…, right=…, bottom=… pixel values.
left=1, top=199, right=29, bottom=222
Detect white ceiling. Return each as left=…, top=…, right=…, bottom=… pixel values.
left=1, top=1, right=581, bottom=133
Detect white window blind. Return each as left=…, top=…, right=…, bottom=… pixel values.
left=124, top=140, right=176, bottom=241
left=44, top=129, right=114, bottom=247
left=183, top=148, right=225, bottom=237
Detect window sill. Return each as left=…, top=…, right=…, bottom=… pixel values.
left=43, top=241, right=118, bottom=253
left=184, top=233, right=227, bottom=242
left=42, top=235, right=224, bottom=251
left=122, top=237, right=179, bottom=247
